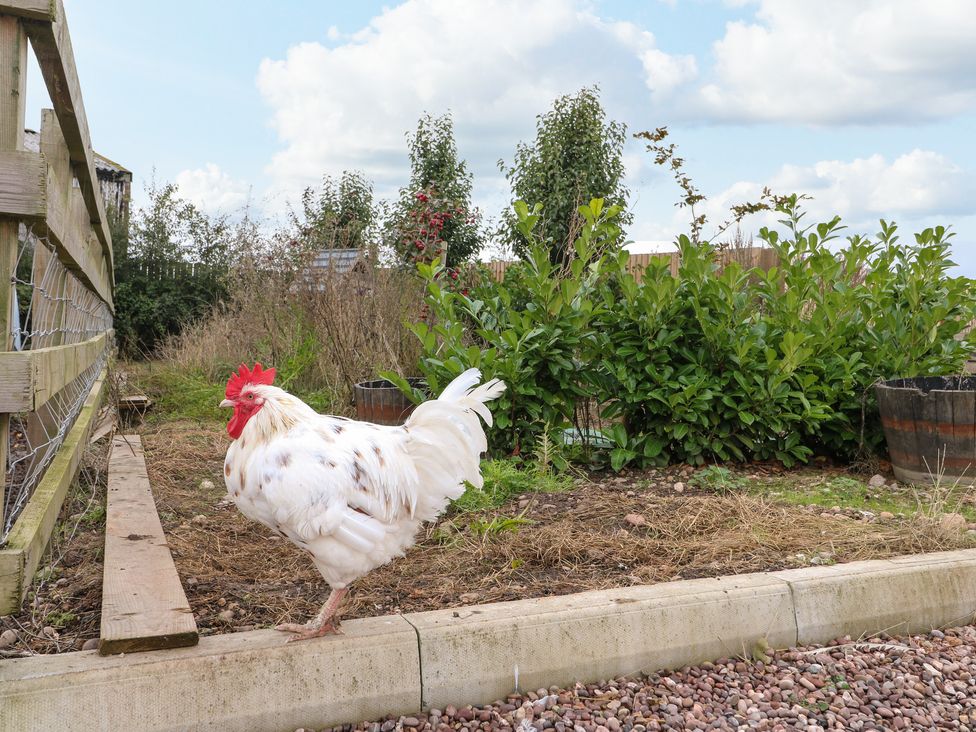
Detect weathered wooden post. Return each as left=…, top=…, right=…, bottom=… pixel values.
left=0, top=11, right=27, bottom=531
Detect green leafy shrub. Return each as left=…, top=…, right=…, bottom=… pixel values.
left=393, top=199, right=621, bottom=456
left=114, top=184, right=234, bottom=357
left=396, top=195, right=975, bottom=468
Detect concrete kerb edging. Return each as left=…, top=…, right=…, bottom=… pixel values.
left=2, top=548, right=976, bottom=731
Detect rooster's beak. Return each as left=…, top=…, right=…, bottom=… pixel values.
left=219, top=399, right=234, bottom=408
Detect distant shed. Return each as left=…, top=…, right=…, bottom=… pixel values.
left=24, top=127, right=133, bottom=224
left=310, top=247, right=368, bottom=275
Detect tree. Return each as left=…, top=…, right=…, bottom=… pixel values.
left=387, top=113, right=481, bottom=266
left=500, top=86, right=630, bottom=263
left=292, top=171, right=377, bottom=251
left=114, top=182, right=234, bottom=356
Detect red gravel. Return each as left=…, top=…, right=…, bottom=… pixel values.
left=316, top=626, right=976, bottom=732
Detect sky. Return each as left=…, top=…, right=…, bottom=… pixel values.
left=27, top=0, right=976, bottom=273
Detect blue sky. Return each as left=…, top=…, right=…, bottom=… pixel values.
left=30, top=1, right=976, bottom=272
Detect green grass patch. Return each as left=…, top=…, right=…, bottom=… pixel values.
left=450, top=458, right=575, bottom=514
left=130, top=362, right=340, bottom=424
left=133, top=365, right=226, bottom=424
left=468, top=515, right=534, bottom=537
left=753, top=473, right=976, bottom=520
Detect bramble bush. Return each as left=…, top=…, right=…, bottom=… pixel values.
left=394, top=197, right=976, bottom=469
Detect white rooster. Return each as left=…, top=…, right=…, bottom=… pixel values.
left=219, top=363, right=505, bottom=641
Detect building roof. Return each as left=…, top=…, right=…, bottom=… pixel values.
left=23, top=128, right=131, bottom=175
left=310, top=248, right=365, bottom=274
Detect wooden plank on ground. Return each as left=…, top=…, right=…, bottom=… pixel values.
left=0, top=331, right=109, bottom=412
left=0, top=368, right=106, bottom=614
left=99, top=435, right=198, bottom=655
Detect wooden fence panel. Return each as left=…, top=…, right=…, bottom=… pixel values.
left=0, top=11, right=27, bottom=535
left=0, top=3, right=114, bottom=613
left=485, top=246, right=781, bottom=283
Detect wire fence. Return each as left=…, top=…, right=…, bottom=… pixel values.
left=2, top=225, right=112, bottom=541
left=10, top=224, right=112, bottom=350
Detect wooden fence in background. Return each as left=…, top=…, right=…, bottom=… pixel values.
left=0, top=0, right=114, bottom=613
left=484, top=246, right=781, bottom=283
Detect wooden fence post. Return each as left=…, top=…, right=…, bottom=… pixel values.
left=0, top=13, right=27, bottom=530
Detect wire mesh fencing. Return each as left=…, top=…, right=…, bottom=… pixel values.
left=2, top=224, right=112, bottom=541
left=10, top=224, right=113, bottom=350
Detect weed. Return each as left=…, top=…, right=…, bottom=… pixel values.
left=80, top=504, right=106, bottom=526
left=912, top=449, right=975, bottom=519
left=451, top=458, right=574, bottom=514
left=468, top=515, right=534, bottom=537
left=690, top=466, right=746, bottom=495
left=34, top=566, right=61, bottom=583
left=43, top=611, right=78, bottom=629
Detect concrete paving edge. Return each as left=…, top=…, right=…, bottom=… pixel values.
left=2, top=549, right=975, bottom=731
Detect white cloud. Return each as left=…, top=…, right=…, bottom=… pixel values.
left=696, top=0, right=976, bottom=123
left=255, top=0, right=695, bottom=200
left=174, top=163, right=251, bottom=214
left=695, top=149, right=976, bottom=242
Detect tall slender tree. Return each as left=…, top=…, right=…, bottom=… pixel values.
left=293, top=170, right=377, bottom=251
left=500, top=86, right=630, bottom=263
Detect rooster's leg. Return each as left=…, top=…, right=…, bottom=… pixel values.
left=275, top=587, right=348, bottom=641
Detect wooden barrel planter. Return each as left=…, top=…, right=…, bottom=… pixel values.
left=354, top=378, right=426, bottom=426
left=875, top=376, right=976, bottom=485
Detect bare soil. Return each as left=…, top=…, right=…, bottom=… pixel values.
left=3, top=416, right=973, bottom=656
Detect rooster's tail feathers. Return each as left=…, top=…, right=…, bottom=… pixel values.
left=436, top=368, right=507, bottom=427
left=403, top=369, right=506, bottom=521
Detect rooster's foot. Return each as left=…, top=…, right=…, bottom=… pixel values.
left=275, top=620, right=342, bottom=641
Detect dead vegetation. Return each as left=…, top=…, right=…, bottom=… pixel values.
left=155, top=256, right=424, bottom=411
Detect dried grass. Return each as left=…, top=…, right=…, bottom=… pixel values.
left=156, top=257, right=424, bottom=413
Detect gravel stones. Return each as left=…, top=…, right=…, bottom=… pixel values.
left=328, top=625, right=976, bottom=732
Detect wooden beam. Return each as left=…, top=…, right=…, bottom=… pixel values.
left=0, top=1, right=52, bottom=21
left=99, top=435, right=198, bottom=654
left=0, top=331, right=108, bottom=412
left=20, top=0, right=114, bottom=279
left=39, top=109, right=112, bottom=307
left=0, top=368, right=105, bottom=614
left=0, top=150, right=45, bottom=217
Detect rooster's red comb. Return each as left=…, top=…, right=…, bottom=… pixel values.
left=225, top=362, right=276, bottom=399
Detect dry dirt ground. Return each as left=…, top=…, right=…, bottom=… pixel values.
left=3, top=415, right=975, bottom=656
